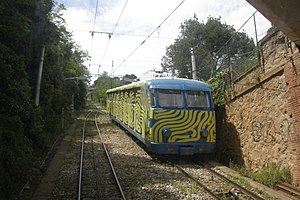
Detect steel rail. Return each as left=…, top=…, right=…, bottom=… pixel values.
left=91, top=138, right=100, bottom=198
left=77, top=111, right=92, bottom=200
left=94, top=112, right=126, bottom=200
left=173, top=164, right=220, bottom=200
left=275, top=182, right=300, bottom=198
left=201, top=162, right=264, bottom=200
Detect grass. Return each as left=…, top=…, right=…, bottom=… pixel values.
left=251, top=163, right=292, bottom=187
left=171, top=180, right=203, bottom=194
left=229, top=161, right=292, bottom=188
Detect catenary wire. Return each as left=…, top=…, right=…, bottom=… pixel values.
left=214, top=11, right=258, bottom=56
left=67, top=29, right=175, bottom=40
left=99, top=0, right=129, bottom=68
left=112, top=0, right=129, bottom=34
left=92, top=0, right=99, bottom=33
left=89, top=0, right=99, bottom=69
left=113, top=0, right=186, bottom=74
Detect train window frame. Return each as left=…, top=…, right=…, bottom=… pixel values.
left=157, top=89, right=184, bottom=108
left=150, top=89, right=157, bottom=108
left=185, top=90, right=211, bottom=109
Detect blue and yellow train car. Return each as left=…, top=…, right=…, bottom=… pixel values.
left=106, top=78, right=216, bottom=155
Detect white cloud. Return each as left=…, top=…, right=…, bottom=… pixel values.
left=57, top=0, right=271, bottom=82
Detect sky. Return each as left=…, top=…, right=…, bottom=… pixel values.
left=55, top=0, right=271, bottom=82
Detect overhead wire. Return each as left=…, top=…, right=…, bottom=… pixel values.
left=92, top=0, right=99, bottom=33
left=114, top=32, right=174, bottom=40
left=99, top=35, right=111, bottom=68
left=99, top=0, right=129, bottom=69
left=112, top=0, right=129, bottom=34
left=66, top=28, right=175, bottom=40
left=113, top=0, right=186, bottom=74
left=89, top=0, right=99, bottom=69
left=214, top=10, right=258, bottom=56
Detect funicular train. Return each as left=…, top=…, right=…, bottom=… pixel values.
left=106, top=78, right=216, bottom=155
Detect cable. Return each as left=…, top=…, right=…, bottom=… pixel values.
left=113, top=0, right=186, bottom=73
left=112, top=0, right=129, bottom=34
left=100, top=35, right=111, bottom=68
left=215, top=11, right=257, bottom=56
left=92, top=0, right=99, bottom=33
left=89, top=0, right=99, bottom=69
left=66, top=28, right=175, bottom=40
left=99, top=0, right=129, bottom=69
left=114, top=32, right=174, bottom=40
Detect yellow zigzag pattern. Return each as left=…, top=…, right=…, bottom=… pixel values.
left=151, top=110, right=216, bottom=143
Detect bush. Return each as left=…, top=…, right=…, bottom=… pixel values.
left=252, top=163, right=292, bottom=187
left=0, top=115, right=33, bottom=199
left=207, top=70, right=228, bottom=106
left=230, top=161, right=292, bottom=188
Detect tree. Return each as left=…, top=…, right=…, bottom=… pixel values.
left=92, top=72, right=122, bottom=104
left=0, top=1, right=37, bottom=197
left=0, top=1, right=89, bottom=198
left=122, top=74, right=138, bottom=84
left=161, top=15, right=255, bottom=81
left=91, top=72, right=138, bottom=105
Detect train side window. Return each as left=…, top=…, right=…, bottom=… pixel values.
left=158, top=89, right=183, bottom=108
left=186, top=91, right=209, bottom=108
left=150, top=89, right=157, bottom=107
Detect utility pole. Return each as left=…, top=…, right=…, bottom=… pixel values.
left=253, top=12, right=261, bottom=69
left=98, top=65, right=101, bottom=78
left=35, top=46, right=45, bottom=106
left=111, top=60, right=114, bottom=89
left=190, top=48, right=197, bottom=80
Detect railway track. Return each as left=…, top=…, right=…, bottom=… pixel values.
left=77, top=111, right=126, bottom=200
left=169, top=160, right=265, bottom=200
left=275, top=182, right=300, bottom=199
left=201, top=162, right=265, bottom=199
left=26, top=107, right=294, bottom=199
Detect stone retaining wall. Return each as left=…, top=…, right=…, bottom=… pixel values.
left=218, top=29, right=300, bottom=186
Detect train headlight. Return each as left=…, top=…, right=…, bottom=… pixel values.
left=200, top=129, right=209, bottom=138
left=163, top=128, right=172, bottom=138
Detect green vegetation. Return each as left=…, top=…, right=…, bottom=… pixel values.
left=230, top=162, right=292, bottom=188
left=160, top=15, right=258, bottom=106
left=226, top=173, right=280, bottom=200
left=207, top=70, right=228, bottom=106
left=252, top=163, right=292, bottom=187
left=161, top=15, right=256, bottom=81
left=92, top=72, right=137, bottom=105
left=0, top=1, right=88, bottom=198
left=171, top=180, right=202, bottom=194
left=94, top=16, right=256, bottom=106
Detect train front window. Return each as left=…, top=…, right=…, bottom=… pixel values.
left=158, top=89, right=183, bottom=108
left=186, top=91, right=209, bottom=108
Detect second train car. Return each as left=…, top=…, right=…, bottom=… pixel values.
left=106, top=78, right=216, bottom=155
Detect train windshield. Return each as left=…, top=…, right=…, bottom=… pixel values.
left=186, top=91, right=210, bottom=108
left=158, top=89, right=183, bottom=108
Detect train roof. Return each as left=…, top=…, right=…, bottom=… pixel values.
left=106, top=78, right=212, bottom=93
left=146, top=78, right=212, bottom=91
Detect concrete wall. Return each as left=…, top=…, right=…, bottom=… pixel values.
left=218, top=29, right=300, bottom=186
